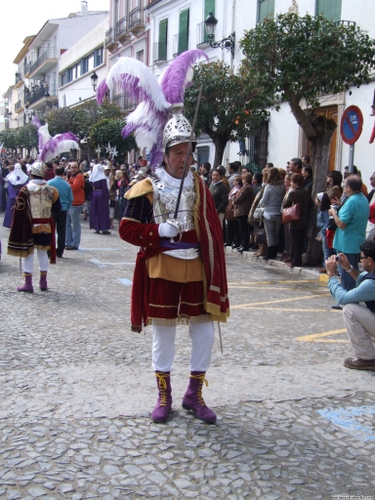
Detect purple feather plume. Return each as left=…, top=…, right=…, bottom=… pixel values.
left=41, top=132, right=80, bottom=162
left=96, top=80, right=109, bottom=104
left=31, top=116, right=42, bottom=129
left=160, top=49, right=208, bottom=104
left=122, top=123, right=136, bottom=138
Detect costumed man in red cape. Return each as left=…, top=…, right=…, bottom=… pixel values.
left=97, top=50, right=230, bottom=424
left=120, top=110, right=229, bottom=424
left=7, top=161, right=61, bottom=292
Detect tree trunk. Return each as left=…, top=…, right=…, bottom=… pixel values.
left=302, top=117, right=336, bottom=266
left=309, top=120, right=336, bottom=199
left=212, top=138, right=227, bottom=169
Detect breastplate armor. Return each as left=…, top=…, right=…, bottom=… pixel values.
left=151, top=177, right=199, bottom=260
left=28, top=182, right=54, bottom=219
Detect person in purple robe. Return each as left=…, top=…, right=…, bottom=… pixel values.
left=3, top=163, right=29, bottom=228
left=89, top=164, right=111, bottom=234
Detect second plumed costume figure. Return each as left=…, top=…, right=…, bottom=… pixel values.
left=97, top=50, right=230, bottom=423
left=7, top=118, right=79, bottom=292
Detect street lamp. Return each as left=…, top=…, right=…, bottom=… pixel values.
left=205, top=12, right=235, bottom=56
left=91, top=71, right=98, bottom=92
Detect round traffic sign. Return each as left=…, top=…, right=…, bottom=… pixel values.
left=340, top=105, right=363, bottom=145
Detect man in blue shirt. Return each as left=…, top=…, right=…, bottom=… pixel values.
left=329, top=175, right=369, bottom=291
left=48, top=166, right=73, bottom=258
left=326, top=240, right=375, bottom=371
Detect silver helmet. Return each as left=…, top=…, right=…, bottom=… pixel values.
left=162, top=113, right=196, bottom=151
left=30, top=161, right=46, bottom=178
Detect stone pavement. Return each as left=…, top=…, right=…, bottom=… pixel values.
left=1, top=214, right=375, bottom=499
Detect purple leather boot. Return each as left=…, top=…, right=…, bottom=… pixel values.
left=151, top=372, right=172, bottom=423
left=39, top=271, right=48, bottom=291
left=17, top=273, right=33, bottom=293
left=182, top=371, right=217, bottom=423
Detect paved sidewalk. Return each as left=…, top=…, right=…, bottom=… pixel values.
left=1, top=216, right=374, bottom=499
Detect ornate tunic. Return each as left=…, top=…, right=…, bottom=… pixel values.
left=119, top=168, right=230, bottom=332
left=151, top=169, right=198, bottom=260
left=7, top=180, right=61, bottom=261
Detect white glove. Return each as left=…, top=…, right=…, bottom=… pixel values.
left=158, top=221, right=179, bottom=238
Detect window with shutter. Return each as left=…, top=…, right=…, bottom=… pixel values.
left=316, top=0, right=341, bottom=22
left=258, top=0, right=275, bottom=24
left=178, top=9, right=189, bottom=54
left=159, top=19, right=168, bottom=60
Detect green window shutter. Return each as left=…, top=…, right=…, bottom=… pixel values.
left=258, top=0, right=275, bottom=23
left=158, top=19, right=168, bottom=60
left=204, top=0, right=215, bottom=43
left=317, top=0, right=342, bottom=22
left=204, top=0, right=215, bottom=18
left=178, top=9, right=189, bottom=54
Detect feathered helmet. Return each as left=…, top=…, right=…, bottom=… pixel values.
left=96, top=50, right=208, bottom=168
left=31, top=117, right=80, bottom=164
left=163, top=108, right=196, bottom=151
left=30, top=161, right=46, bottom=178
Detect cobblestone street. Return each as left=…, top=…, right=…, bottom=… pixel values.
left=1, top=215, right=375, bottom=499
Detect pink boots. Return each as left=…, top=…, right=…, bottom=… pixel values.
left=182, top=371, right=217, bottom=423
left=17, top=273, right=33, bottom=293
left=151, top=372, right=172, bottom=423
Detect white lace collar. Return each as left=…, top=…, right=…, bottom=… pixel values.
left=155, top=167, right=194, bottom=189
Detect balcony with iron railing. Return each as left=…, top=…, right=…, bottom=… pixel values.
left=26, top=84, right=57, bottom=108
left=29, top=48, right=58, bottom=79
left=335, top=20, right=356, bottom=27
left=116, top=16, right=130, bottom=43
left=129, top=6, right=145, bottom=33
left=105, top=27, right=115, bottom=46
left=24, top=61, right=32, bottom=78
left=173, top=30, right=190, bottom=57
left=15, top=100, right=23, bottom=113
left=15, top=70, right=24, bottom=88
left=153, top=42, right=167, bottom=63
left=196, top=21, right=211, bottom=47
left=112, top=93, right=137, bottom=112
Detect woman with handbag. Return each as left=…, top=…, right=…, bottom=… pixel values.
left=225, top=175, right=242, bottom=248
left=282, top=173, right=314, bottom=267
left=248, top=170, right=268, bottom=256
left=259, top=167, right=285, bottom=260
left=233, top=173, right=255, bottom=252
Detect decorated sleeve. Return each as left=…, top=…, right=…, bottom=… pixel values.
left=120, top=195, right=160, bottom=247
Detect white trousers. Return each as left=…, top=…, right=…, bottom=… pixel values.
left=343, top=303, right=375, bottom=359
left=152, top=321, right=215, bottom=372
left=23, top=250, right=49, bottom=274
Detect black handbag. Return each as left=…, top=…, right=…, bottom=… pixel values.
left=255, top=224, right=267, bottom=244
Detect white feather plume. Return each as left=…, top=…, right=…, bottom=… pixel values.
left=105, top=57, right=171, bottom=112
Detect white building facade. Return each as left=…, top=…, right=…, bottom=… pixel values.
left=59, top=16, right=109, bottom=109
left=12, top=3, right=108, bottom=126
left=232, top=0, right=375, bottom=186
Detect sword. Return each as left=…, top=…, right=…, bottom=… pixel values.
left=167, top=84, right=203, bottom=236
left=217, top=322, right=224, bottom=354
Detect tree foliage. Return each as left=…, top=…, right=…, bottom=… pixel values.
left=45, top=100, right=124, bottom=140
left=0, top=128, right=18, bottom=151
left=15, top=124, right=39, bottom=153
left=184, top=61, right=269, bottom=168
left=89, top=118, right=136, bottom=158
left=240, top=12, right=375, bottom=192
